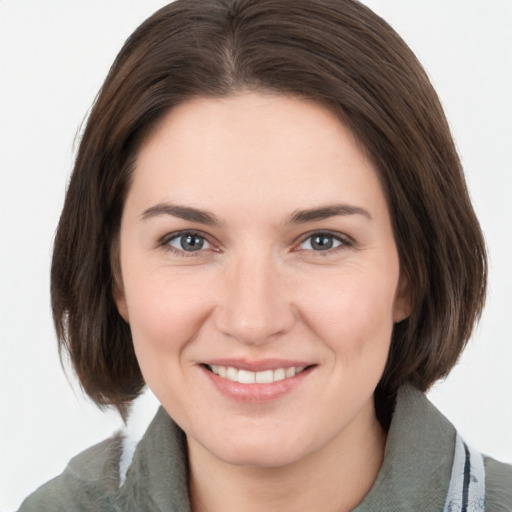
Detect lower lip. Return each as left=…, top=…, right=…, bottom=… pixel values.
left=200, top=365, right=314, bottom=403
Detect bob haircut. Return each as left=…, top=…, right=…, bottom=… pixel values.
left=51, top=0, right=487, bottom=413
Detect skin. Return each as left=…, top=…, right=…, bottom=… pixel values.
left=115, top=92, right=409, bottom=512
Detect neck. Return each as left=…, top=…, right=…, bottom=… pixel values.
left=187, top=399, right=386, bottom=512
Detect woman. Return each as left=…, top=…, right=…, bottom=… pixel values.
left=16, top=0, right=511, bottom=510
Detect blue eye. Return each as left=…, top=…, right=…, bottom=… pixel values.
left=168, top=233, right=211, bottom=252
left=299, top=233, right=346, bottom=251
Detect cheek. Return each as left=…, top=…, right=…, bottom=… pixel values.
left=124, top=269, right=214, bottom=357
left=123, top=269, right=217, bottom=409
left=299, top=265, right=399, bottom=354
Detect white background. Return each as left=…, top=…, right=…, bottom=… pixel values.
left=1, top=1, right=511, bottom=510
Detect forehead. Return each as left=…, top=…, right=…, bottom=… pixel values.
left=128, top=93, right=388, bottom=221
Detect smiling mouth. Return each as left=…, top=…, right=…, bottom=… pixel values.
left=205, top=364, right=309, bottom=384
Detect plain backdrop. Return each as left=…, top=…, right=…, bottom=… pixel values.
left=1, top=1, right=511, bottom=510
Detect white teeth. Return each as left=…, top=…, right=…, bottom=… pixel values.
left=273, top=368, right=286, bottom=381
left=238, top=370, right=256, bottom=384
left=285, top=367, right=296, bottom=378
left=226, top=366, right=238, bottom=381
left=208, top=365, right=307, bottom=383
left=255, top=370, right=274, bottom=384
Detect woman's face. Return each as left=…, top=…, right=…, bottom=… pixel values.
left=115, top=93, right=408, bottom=467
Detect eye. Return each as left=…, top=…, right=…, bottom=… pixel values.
left=167, top=232, right=212, bottom=252
left=298, top=232, right=348, bottom=252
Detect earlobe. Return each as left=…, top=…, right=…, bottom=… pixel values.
left=113, top=282, right=130, bottom=323
left=393, top=275, right=410, bottom=323
left=393, top=298, right=410, bottom=323
left=111, top=236, right=129, bottom=322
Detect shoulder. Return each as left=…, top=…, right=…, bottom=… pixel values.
left=17, top=433, right=122, bottom=512
left=16, top=394, right=171, bottom=512
left=485, top=455, right=512, bottom=511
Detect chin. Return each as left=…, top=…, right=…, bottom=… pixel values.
left=192, top=426, right=316, bottom=469
left=215, top=444, right=305, bottom=469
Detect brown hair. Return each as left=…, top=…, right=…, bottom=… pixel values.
left=51, top=0, right=487, bottom=412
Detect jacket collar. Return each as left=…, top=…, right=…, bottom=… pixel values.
left=115, top=385, right=455, bottom=511
left=354, top=385, right=455, bottom=511
left=116, top=407, right=191, bottom=512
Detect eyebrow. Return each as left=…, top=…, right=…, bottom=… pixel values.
left=141, top=203, right=220, bottom=225
left=285, top=204, right=372, bottom=224
left=141, top=202, right=371, bottom=226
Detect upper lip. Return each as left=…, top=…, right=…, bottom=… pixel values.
left=200, top=358, right=314, bottom=372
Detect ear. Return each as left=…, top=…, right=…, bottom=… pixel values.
left=393, top=273, right=410, bottom=323
left=111, top=235, right=129, bottom=323
left=113, top=281, right=130, bottom=323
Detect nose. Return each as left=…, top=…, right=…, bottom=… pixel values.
left=213, top=253, right=296, bottom=345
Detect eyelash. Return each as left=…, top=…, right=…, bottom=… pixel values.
left=159, top=230, right=214, bottom=258
left=296, top=231, right=353, bottom=255
left=158, top=230, right=353, bottom=258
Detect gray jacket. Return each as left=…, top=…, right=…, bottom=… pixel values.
left=18, top=386, right=512, bottom=511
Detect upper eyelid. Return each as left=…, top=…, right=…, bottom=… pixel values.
left=159, top=229, right=216, bottom=250
left=295, top=230, right=353, bottom=245
left=160, top=229, right=210, bottom=242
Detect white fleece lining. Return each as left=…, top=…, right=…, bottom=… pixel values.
left=118, top=388, right=160, bottom=487
left=443, top=432, right=485, bottom=512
